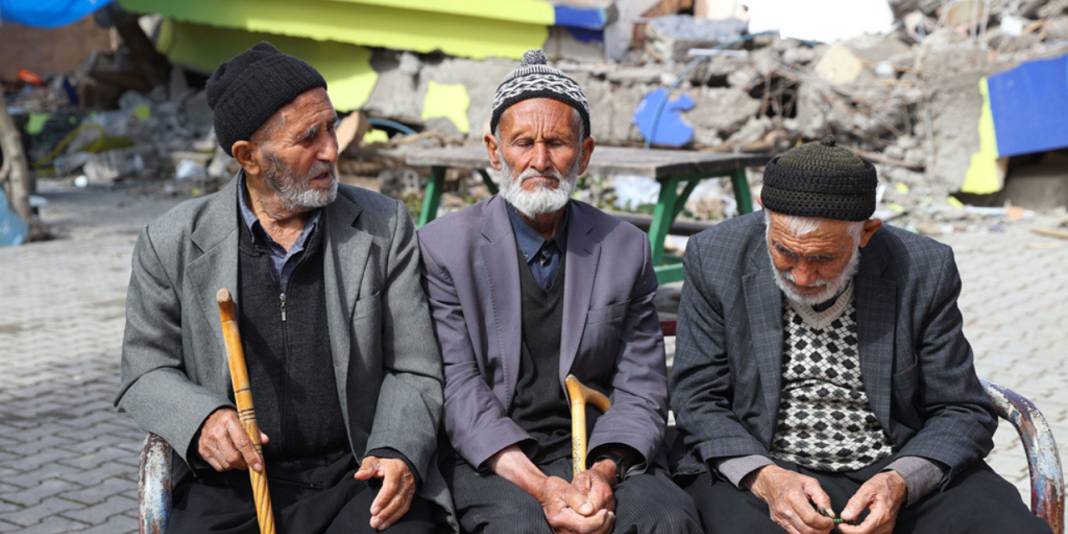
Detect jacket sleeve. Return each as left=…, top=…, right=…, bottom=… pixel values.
left=418, top=236, right=530, bottom=469
left=115, top=227, right=232, bottom=467
left=896, top=248, right=996, bottom=478
left=364, top=201, right=445, bottom=482
left=670, top=236, right=771, bottom=467
left=586, top=237, right=668, bottom=470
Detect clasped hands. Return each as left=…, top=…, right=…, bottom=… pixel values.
left=748, top=464, right=907, bottom=534
left=197, top=408, right=414, bottom=532
left=536, top=458, right=618, bottom=534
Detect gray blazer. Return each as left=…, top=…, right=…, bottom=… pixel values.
left=670, top=212, right=996, bottom=482
left=417, top=196, right=668, bottom=470
left=115, top=177, right=450, bottom=511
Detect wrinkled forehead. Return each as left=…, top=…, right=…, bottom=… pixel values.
left=766, top=211, right=856, bottom=247
left=498, top=98, right=580, bottom=136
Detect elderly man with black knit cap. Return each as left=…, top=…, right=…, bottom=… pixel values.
left=116, top=42, right=449, bottom=533
left=670, top=138, right=1050, bottom=534
left=417, top=50, right=701, bottom=534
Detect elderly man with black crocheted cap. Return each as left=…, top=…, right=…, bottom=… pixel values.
left=117, top=42, right=450, bottom=533
left=417, top=50, right=701, bottom=534
left=670, top=138, right=1049, bottom=534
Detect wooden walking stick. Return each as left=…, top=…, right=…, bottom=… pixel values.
left=565, top=374, right=612, bottom=477
left=217, top=288, right=277, bottom=534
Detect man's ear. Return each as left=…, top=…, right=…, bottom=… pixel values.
left=578, top=135, right=596, bottom=176
left=231, top=140, right=260, bottom=176
left=484, top=133, right=502, bottom=171
left=858, top=218, right=883, bottom=248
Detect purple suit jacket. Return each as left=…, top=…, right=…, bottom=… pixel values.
left=417, top=195, right=667, bottom=470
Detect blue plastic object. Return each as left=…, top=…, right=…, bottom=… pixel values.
left=633, top=88, right=695, bottom=148
left=0, top=190, right=28, bottom=246
left=988, top=54, right=1068, bottom=157
left=0, top=0, right=112, bottom=28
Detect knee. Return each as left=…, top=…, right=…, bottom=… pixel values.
left=640, top=503, right=702, bottom=534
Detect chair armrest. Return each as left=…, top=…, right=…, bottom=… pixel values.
left=980, top=378, right=1063, bottom=534
left=138, top=433, right=173, bottom=534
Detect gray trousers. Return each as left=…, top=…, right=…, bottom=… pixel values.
left=444, top=455, right=702, bottom=534
left=680, top=459, right=1051, bottom=534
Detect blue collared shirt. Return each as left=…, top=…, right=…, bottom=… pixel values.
left=238, top=173, right=321, bottom=292
left=506, top=202, right=569, bottom=290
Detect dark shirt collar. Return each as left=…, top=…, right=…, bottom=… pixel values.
left=505, top=201, right=569, bottom=262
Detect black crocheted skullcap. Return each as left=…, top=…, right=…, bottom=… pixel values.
left=206, top=42, right=327, bottom=156
left=491, top=49, right=591, bottom=138
left=761, top=136, right=877, bottom=221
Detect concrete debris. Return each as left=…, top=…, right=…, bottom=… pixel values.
left=7, top=0, right=1068, bottom=232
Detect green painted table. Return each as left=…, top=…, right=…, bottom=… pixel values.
left=404, top=144, right=769, bottom=283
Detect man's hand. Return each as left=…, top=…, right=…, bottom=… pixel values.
left=748, top=464, right=835, bottom=534
left=196, top=408, right=268, bottom=473
left=571, top=460, right=617, bottom=516
left=354, top=456, right=417, bottom=531
left=837, top=471, right=907, bottom=534
left=537, top=475, right=614, bottom=534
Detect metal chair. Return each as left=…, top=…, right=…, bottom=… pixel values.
left=138, top=322, right=1065, bottom=534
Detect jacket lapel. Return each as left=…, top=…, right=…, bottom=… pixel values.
left=559, top=203, right=600, bottom=385
left=743, top=242, right=784, bottom=443
left=321, top=189, right=371, bottom=427
left=854, top=237, right=896, bottom=431
left=478, top=196, right=522, bottom=407
left=187, top=177, right=241, bottom=393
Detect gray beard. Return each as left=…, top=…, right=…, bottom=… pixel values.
left=495, top=151, right=580, bottom=218
left=262, top=152, right=338, bottom=212
left=769, top=247, right=860, bottom=306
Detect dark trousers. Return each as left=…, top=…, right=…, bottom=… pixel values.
left=167, top=452, right=438, bottom=534
left=444, top=455, right=702, bottom=534
left=680, top=459, right=1051, bottom=534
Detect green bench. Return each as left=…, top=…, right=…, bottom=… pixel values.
left=403, top=144, right=769, bottom=284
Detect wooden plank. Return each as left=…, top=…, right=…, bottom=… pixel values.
left=403, top=144, right=768, bottom=178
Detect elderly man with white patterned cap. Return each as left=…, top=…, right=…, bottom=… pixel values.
left=417, top=50, right=701, bottom=534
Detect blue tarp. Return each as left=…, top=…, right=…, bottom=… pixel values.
left=988, top=54, right=1068, bottom=157
left=0, top=0, right=111, bottom=28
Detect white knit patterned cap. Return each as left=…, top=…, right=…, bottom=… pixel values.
left=490, top=49, right=590, bottom=137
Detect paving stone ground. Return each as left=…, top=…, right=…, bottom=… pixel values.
left=1, top=181, right=1065, bottom=531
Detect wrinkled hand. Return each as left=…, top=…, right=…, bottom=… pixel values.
left=537, top=475, right=614, bottom=534
left=749, top=464, right=835, bottom=534
left=196, top=408, right=268, bottom=473
left=837, top=471, right=907, bottom=534
left=572, top=460, right=617, bottom=516
left=354, top=456, right=416, bottom=531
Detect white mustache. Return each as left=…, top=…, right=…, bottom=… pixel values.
left=514, top=166, right=565, bottom=184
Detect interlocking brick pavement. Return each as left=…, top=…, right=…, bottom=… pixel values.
left=1, top=181, right=1065, bottom=531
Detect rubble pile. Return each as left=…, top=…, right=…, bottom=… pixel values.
left=6, top=0, right=1068, bottom=237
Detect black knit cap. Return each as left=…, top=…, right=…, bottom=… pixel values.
left=206, top=42, right=327, bottom=156
left=761, top=137, right=877, bottom=221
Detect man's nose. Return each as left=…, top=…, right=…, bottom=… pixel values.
left=530, top=143, right=551, bottom=172
left=791, top=264, right=819, bottom=287
left=319, top=130, right=339, bottom=163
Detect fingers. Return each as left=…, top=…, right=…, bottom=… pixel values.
left=196, top=409, right=262, bottom=472
left=560, top=481, right=594, bottom=516
left=370, top=463, right=401, bottom=517
left=371, top=476, right=414, bottom=530
left=802, top=477, right=834, bottom=516
left=785, top=491, right=833, bottom=532
left=226, top=419, right=263, bottom=472
left=840, top=484, right=874, bottom=524
left=548, top=507, right=613, bottom=534
left=354, top=456, right=380, bottom=481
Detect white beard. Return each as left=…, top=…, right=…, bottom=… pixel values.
left=496, top=151, right=579, bottom=218
left=770, top=247, right=860, bottom=306
left=263, top=152, right=338, bottom=211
